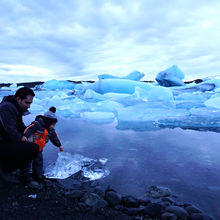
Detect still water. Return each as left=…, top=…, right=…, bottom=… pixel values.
left=24, top=116, right=220, bottom=218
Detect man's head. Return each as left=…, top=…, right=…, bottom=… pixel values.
left=15, top=87, right=35, bottom=112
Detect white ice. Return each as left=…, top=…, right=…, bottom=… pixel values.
left=44, top=152, right=110, bottom=181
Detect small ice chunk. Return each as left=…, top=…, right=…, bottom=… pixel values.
left=28, top=194, right=37, bottom=199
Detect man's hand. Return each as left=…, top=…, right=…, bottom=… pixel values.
left=59, top=146, right=64, bottom=152
left=21, top=136, right=28, bottom=142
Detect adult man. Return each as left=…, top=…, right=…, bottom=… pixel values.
left=0, top=87, right=39, bottom=183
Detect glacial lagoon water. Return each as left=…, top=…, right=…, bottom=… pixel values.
left=24, top=116, right=220, bottom=219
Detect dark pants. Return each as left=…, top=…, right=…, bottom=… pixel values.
left=31, top=151, right=43, bottom=177
left=0, top=141, right=39, bottom=173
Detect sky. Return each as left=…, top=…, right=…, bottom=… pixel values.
left=0, top=0, right=220, bottom=83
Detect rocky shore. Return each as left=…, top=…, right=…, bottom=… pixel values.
left=0, top=172, right=215, bottom=220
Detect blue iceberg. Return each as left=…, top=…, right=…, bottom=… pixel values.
left=156, top=65, right=185, bottom=87
left=98, top=70, right=144, bottom=81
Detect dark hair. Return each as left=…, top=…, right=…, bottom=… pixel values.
left=15, top=87, right=35, bottom=100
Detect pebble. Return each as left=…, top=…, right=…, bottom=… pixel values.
left=105, top=190, right=122, bottom=207
left=146, top=186, right=171, bottom=198
left=142, top=203, right=162, bottom=218
left=122, top=195, right=139, bottom=208
left=84, top=193, right=108, bottom=208
left=166, top=205, right=189, bottom=219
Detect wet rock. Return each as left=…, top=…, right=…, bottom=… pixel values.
left=158, top=201, right=171, bottom=209
left=190, top=213, right=215, bottom=220
left=64, top=189, right=84, bottom=199
left=161, top=197, right=175, bottom=204
left=142, top=203, right=162, bottom=218
left=105, top=190, right=122, bottom=207
left=166, top=205, right=189, bottom=219
left=84, top=193, right=108, bottom=208
left=161, top=212, right=178, bottom=220
left=137, top=197, right=151, bottom=206
left=122, top=195, right=139, bottom=208
left=185, top=205, right=202, bottom=214
left=94, top=186, right=105, bottom=197
left=126, top=207, right=145, bottom=215
left=146, top=186, right=171, bottom=198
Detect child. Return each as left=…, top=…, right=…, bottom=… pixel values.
left=22, top=106, right=63, bottom=184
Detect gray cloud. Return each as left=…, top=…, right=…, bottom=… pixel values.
left=0, top=0, right=220, bottom=82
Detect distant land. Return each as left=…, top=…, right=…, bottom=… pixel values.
left=0, top=79, right=202, bottom=89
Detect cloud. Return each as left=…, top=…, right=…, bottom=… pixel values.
left=0, top=0, right=220, bottom=82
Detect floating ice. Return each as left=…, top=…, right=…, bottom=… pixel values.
left=85, top=78, right=154, bottom=94
left=98, top=70, right=144, bottom=81
left=42, top=79, right=75, bottom=90
left=44, top=152, right=110, bottom=181
left=156, top=65, right=185, bottom=87
left=205, top=97, right=220, bottom=109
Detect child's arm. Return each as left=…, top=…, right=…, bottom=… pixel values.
left=48, top=129, right=63, bottom=151
left=23, top=121, right=40, bottom=139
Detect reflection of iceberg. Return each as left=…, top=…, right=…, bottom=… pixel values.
left=44, top=152, right=110, bottom=181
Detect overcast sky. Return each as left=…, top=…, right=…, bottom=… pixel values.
left=0, top=0, right=220, bottom=83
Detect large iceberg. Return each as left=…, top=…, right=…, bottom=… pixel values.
left=42, top=79, right=75, bottom=90
left=156, top=65, right=185, bottom=87
left=98, top=70, right=144, bottom=81
left=83, top=78, right=154, bottom=94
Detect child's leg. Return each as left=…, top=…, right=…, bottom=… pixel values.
left=32, top=151, right=43, bottom=181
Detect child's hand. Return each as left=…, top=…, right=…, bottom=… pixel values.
left=59, top=146, right=64, bottom=152
left=21, top=136, right=28, bottom=142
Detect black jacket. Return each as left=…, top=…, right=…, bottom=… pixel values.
left=0, top=95, right=27, bottom=142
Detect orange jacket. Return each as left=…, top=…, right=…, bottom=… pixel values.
left=33, top=129, right=48, bottom=152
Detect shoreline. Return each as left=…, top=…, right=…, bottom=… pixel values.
left=0, top=173, right=215, bottom=220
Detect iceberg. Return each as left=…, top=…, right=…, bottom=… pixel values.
left=98, top=70, right=144, bottom=81
left=42, top=79, right=75, bottom=90
left=156, top=65, right=185, bottom=87
left=84, top=78, right=154, bottom=94
left=44, top=152, right=110, bottom=181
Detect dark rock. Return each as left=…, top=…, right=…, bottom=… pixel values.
left=114, top=204, right=126, bottom=211
left=105, top=190, right=122, bottom=207
left=64, top=189, right=84, bottom=199
left=185, top=205, right=202, bottom=214
left=142, top=203, right=162, bottom=217
left=174, top=201, right=185, bottom=207
left=161, top=212, right=178, bottom=220
left=94, top=186, right=105, bottom=197
left=166, top=205, right=189, bottom=219
left=84, top=193, right=108, bottom=208
left=189, top=213, right=203, bottom=220
left=137, top=197, right=151, bottom=205
left=122, top=195, right=139, bottom=208
left=146, top=186, right=171, bottom=198
left=190, top=213, right=215, bottom=220
left=126, top=207, right=145, bottom=215
left=161, top=197, right=175, bottom=204
left=158, top=201, right=171, bottom=209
